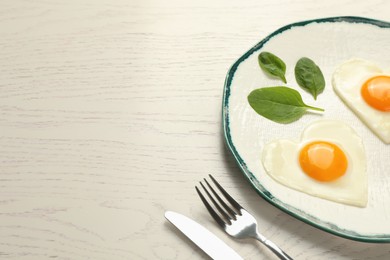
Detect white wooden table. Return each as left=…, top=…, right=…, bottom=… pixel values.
left=1, top=0, right=390, bottom=259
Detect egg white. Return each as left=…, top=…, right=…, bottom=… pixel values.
left=332, top=59, right=390, bottom=144
left=261, top=120, right=367, bottom=207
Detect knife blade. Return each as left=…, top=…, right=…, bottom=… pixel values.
left=165, top=211, right=243, bottom=260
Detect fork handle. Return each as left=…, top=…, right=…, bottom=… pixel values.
left=254, top=233, right=293, bottom=260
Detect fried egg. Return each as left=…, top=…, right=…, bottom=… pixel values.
left=332, top=59, right=390, bottom=143
left=262, top=120, right=367, bottom=207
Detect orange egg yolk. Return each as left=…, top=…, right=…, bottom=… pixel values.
left=299, top=141, right=348, bottom=182
left=361, top=75, right=390, bottom=112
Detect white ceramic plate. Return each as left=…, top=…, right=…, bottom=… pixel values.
left=223, top=17, right=390, bottom=242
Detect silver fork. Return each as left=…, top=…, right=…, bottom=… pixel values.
left=196, top=175, right=293, bottom=260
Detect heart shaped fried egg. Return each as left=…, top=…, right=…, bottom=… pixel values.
left=261, top=120, right=367, bottom=207
left=332, top=59, right=390, bottom=143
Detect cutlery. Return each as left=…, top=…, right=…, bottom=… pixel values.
left=165, top=211, right=243, bottom=260
left=196, top=175, right=293, bottom=260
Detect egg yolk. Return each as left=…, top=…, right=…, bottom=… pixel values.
left=299, top=141, right=348, bottom=182
left=361, top=75, right=390, bottom=112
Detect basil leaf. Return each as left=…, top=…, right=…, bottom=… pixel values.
left=247, top=86, right=324, bottom=124
left=258, top=52, right=287, bottom=83
left=294, top=57, right=325, bottom=100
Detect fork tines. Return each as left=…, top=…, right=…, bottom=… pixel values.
left=196, top=174, right=243, bottom=227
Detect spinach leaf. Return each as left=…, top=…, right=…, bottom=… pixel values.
left=247, top=86, right=324, bottom=124
left=258, top=52, right=287, bottom=83
left=294, top=57, right=325, bottom=100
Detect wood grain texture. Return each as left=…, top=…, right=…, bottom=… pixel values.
left=0, top=0, right=390, bottom=259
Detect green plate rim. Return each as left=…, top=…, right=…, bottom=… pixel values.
left=222, top=16, right=390, bottom=243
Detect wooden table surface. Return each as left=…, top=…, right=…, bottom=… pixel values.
left=1, top=0, right=390, bottom=259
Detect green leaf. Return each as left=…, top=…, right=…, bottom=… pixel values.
left=258, top=52, right=287, bottom=83
left=247, top=86, right=324, bottom=124
left=294, top=57, right=325, bottom=100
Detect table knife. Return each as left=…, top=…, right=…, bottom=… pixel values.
left=165, top=211, right=243, bottom=260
